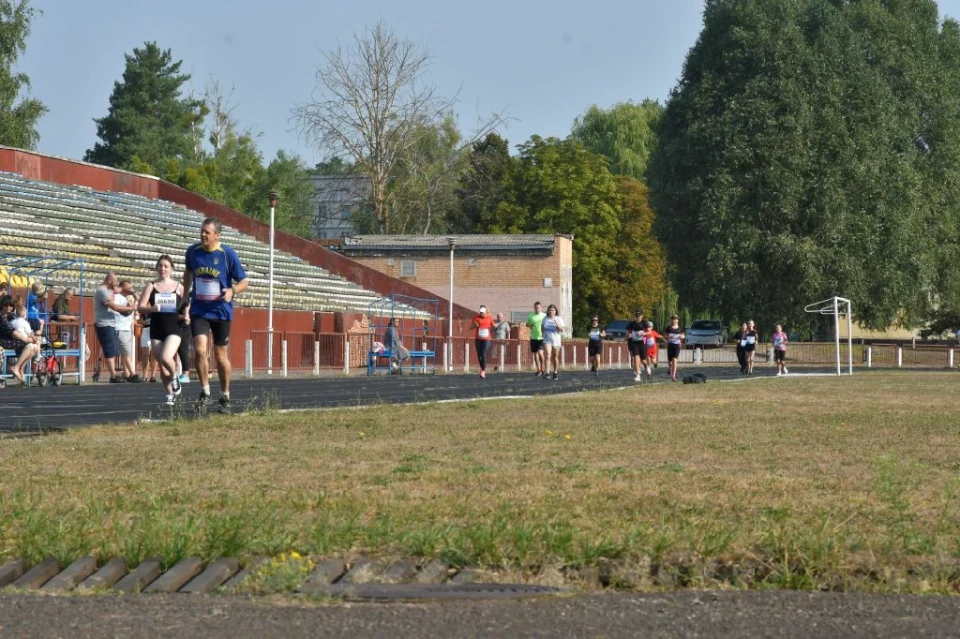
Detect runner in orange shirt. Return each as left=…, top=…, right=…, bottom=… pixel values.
left=471, top=305, right=496, bottom=379
left=641, top=321, right=661, bottom=380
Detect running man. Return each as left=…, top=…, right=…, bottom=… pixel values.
left=664, top=314, right=685, bottom=382
left=526, top=301, right=547, bottom=377
left=471, top=305, right=496, bottom=379
left=735, top=322, right=748, bottom=374
left=772, top=324, right=789, bottom=376
left=588, top=315, right=605, bottom=374
left=626, top=310, right=646, bottom=382
left=744, top=320, right=759, bottom=375
left=182, top=217, right=249, bottom=415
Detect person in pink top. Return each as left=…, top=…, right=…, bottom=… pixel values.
left=772, top=324, right=789, bottom=376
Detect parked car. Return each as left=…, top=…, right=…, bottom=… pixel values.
left=603, top=319, right=631, bottom=341
left=685, top=319, right=727, bottom=348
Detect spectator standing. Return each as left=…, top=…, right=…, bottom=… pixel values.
left=182, top=217, right=249, bottom=415
left=492, top=312, right=511, bottom=372
left=25, top=282, right=46, bottom=337
left=94, top=272, right=129, bottom=383
left=114, top=280, right=140, bottom=382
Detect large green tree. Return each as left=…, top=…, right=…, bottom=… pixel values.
left=649, top=0, right=960, bottom=330
left=481, top=136, right=622, bottom=333
left=571, top=100, right=662, bottom=180
left=451, top=132, right=514, bottom=233
left=0, top=0, right=45, bottom=149
left=85, top=42, right=205, bottom=172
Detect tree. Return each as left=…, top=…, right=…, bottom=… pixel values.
left=481, top=136, right=623, bottom=333
left=292, top=20, right=504, bottom=233
left=570, top=100, right=662, bottom=180
left=451, top=132, right=514, bottom=233
left=388, top=113, right=468, bottom=233
left=0, top=0, right=45, bottom=149
left=648, top=0, right=960, bottom=331
left=85, top=42, right=205, bottom=172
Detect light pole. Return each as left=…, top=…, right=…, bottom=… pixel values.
left=446, top=236, right=457, bottom=372
left=267, top=190, right=279, bottom=375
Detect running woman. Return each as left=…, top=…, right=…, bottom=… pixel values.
left=137, top=255, right=187, bottom=406
left=471, top=305, right=496, bottom=379
left=664, top=314, right=685, bottom=382
left=735, top=322, right=748, bottom=374
left=182, top=217, right=249, bottom=415
left=541, top=303, right=565, bottom=380
left=772, top=324, right=789, bottom=376
left=744, top=320, right=759, bottom=375
left=626, top=310, right=646, bottom=382
left=588, top=315, right=605, bottom=374
left=526, top=301, right=546, bottom=377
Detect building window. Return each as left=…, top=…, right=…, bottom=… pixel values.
left=400, top=260, right=417, bottom=277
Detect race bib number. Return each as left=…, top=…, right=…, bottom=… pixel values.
left=669, top=337, right=681, bottom=345
left=155, top=292, right=177, bottom=313
left=774, top=337, right=784, bottom=347
left=645, top=337, right=655, bottom=346
left=589, top=329, right=600, bottom=340
left=478, top=328, right=490, bottom=338
left=632, top=332, right=644, bottom=341
left=746, top=335, right=756, bottom=345
left=196, top=277, right=221, bottom=302
left=740, top=340, right=747, bottom=347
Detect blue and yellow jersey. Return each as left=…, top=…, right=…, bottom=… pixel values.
left=184, top=242, right=247, bottom=320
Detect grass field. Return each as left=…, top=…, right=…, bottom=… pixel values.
left=1, top=371, right=958, bottom=593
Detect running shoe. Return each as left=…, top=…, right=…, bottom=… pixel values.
left=776, top=372, right=782, bottom=377
left=196, top=392, right=211, bottom=415
left=480, top=370, right=486, bottom=379
left=217, top=396, right=232, bottom=415
left=634, top=374, right=642, bottom=382
left=552, top=372, right=558, bottom=380
left=178, top=374, right=190, bottom=384
left=172, top=376, right=182, bottom=397
left=127, top=375, right=143, bottom=383
left=109, top=375, right=126, bottom=383
left=783, top=368, right=789, bottom=375
left=164, top=393, right=176, bottom=406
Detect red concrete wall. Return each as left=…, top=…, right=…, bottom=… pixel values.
left=0, top=147, right=475, bottom=320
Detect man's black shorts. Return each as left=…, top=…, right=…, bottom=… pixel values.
left=629, top=340, right=647, bottom=359
left=530, top=339, right=544, bottom=353
left=667, top=344, right=681, bottom=360
left=588, top=340, right=602, bottom=357
left=191, top=316, right=231, bottom=346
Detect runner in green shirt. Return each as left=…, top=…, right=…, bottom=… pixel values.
left=526, top=301, right=547, bottom=377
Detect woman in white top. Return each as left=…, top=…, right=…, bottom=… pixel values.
left=541, top=304, right=565, bottom=380
left=137, top=255, right=188, bottom=405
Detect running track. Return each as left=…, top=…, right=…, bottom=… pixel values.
left=0, top=366, right=837, bottom=433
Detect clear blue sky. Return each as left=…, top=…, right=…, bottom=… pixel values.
left=23, top=0, right=960, bottom=165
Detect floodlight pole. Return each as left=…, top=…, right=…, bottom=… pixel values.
left=267, top=190, right=279, bottom=376
left=447, top=236, right=457, bottom=372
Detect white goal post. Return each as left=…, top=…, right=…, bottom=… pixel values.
left=804, top=296, right=853, bottom=376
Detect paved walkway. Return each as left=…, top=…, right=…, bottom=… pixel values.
left=0, top=365, right=827, bottom=432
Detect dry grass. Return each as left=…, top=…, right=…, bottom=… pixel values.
left=1, top=371, right=958, bottom=592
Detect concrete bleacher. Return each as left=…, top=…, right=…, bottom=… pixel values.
left=0, top=172, right=386, bottom=312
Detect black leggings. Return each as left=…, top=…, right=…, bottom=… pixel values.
left=179, top=324, right=190, bottom=374
left=476, top=339, right=490, bottom=371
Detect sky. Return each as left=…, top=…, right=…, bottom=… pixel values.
left=21, top=0, right=960, bottom=165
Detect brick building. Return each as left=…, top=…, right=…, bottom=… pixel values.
left=338, top=234, right=574, bottom=335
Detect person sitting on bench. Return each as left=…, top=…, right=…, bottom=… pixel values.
left=384, top=317, right=410, bottom=372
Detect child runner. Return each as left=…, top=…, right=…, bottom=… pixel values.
left=541, top=304, right=565, bottom=380
left=772, top=324, right=789, bottom=376
left=641, top=320, right=661, bottom=380
left=665, top=314, right=685, bottom=382
left=744, top=320, right=759, bottom=375
left=626, top=310, right=646, bottom=382
left=471, top=305, right=496, bottom=379
left=587, top=315, right=605, bottom=374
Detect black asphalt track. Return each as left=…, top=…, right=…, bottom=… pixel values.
left=0, top=366, right=839, bottom=433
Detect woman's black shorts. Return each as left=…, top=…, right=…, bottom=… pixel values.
left=667, top=344, right=681, bottom=360
left=588, top=340, right=602, bottom=357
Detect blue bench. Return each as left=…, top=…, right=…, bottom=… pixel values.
left=367, top=348, right=436, bottom=376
